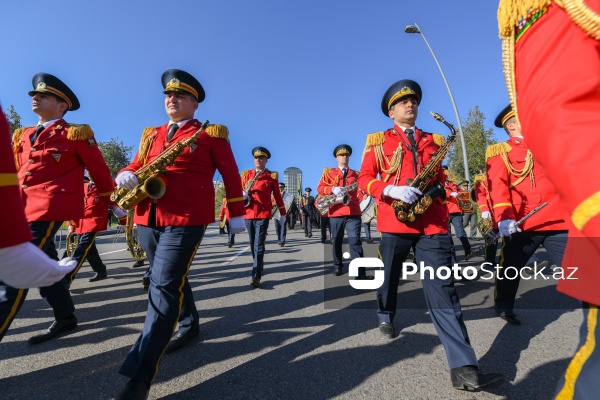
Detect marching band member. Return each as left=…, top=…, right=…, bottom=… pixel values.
left=359, top=79, right=503, bottom=390
left=114, top=69, right=246, bottom=399
left=3, top=73, right=115, bottom=345
left=300, top=188, right=315, bottom=237
left=242, top=146, right=286, bottom=288
left=472, top=172, right=498, bottom=264
left=486, top=104, right=568, bottom=325
left=272, top=182, right=290, bottom=246
left=443, top=165, right=472, bottom=259
left=219, top=198, right=236, bottom=247
left=497, top=3, right=600, bottom=395
left=317, top=144, right=368, bottom=278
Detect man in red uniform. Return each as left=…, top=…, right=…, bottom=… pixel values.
left=0, top=107, right=76, bottom=301
left=497, top=2, right=600, bottom=396
left=65, top=176, right=122, bottom=284
left=242, top=146, right=286, bottom=288
left=359, top=79, right=503, bottom=390
left=272, top=182, right=292, bottom=246
left=3, top=73, right=115, bottom=345
left=219, top=198, right=236, bottom=247
left=317, top=144, right=369, bottom=279
left=486, top=104, right=568, bottom=325
left=471, top=172, right=498, bottom=264
left=114, top=69, right=246, bottom=400
left=300, top=188, right=315, bottom=237
left=443, top=165, right=472, bottom=260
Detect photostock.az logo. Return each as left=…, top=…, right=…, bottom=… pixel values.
left=348, top=257, right=384, bottom=290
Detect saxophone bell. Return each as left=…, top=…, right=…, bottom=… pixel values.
left=145, top=176, right=166, bottom=199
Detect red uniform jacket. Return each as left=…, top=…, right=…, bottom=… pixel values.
left=12, top=120, right=114, bottom=223
left=121, top=120, right=245, bottom=226
left=359, top=126, right=449, bottom=234
left=1, top=109, right=32, bottom=248
left=73, top=182, right=109, bottom=234
left=219, top=198, right=230, bottom=222
left=242, top=169, right=285, bottom=220
left=486, top=137, right=567, bottom=231
left=473, top=175, right=497, bottom=228
left=317, top=167, right=360, bottom=217
left=445, top=181, right=462, bottom=214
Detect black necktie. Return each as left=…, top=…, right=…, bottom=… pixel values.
left=405, top=128, right=418, bottom=177
left=342, top=168, right=348, bottom=186
left=167, top=124, right=179, bottom=142
left=31, top=125, right=44, bottom=145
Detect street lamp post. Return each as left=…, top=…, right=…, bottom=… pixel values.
left=405, top=23, right=470, bottom=184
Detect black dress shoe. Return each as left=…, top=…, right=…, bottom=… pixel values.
left=496, top=309, right=521, bottom=325
left=132, top=260, right=145, bottom=268
left=142, top=277, right=150, bottom=291
left=89, top=272, right=107, bottom=282
left=366, top=238, right=374, bottom=244
left=165, top=329, right=200, bottom=354
left=308, top=233, right=312, bottom=238
left=227, top=242, right=233, bottom=248
left=378, top=322, right=395, bottom=338
left=28, top=316, right=78, bottom=344
left=451, top=365, right=504, bottom=390
left=250, top=279, right=260, bottom=288
left=333, top=267, right=343, bottom=276
left=114, top=379, right=150, bottom=400
left=355, top=275, right=375, bottom=280
left=320, top=238, right=326, bottom=244
left=280, top=242, right=285, bottom=247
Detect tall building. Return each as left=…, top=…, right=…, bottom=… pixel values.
left=283, top=167, right=302, bottom=199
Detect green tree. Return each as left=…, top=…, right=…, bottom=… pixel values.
left=446, top=106, right=497, bottom=183
left=4, top=105, right=22, bottom=133
left=98, top=137, right=133, bottom=178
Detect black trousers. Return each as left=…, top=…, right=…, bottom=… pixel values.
left=495, top=230, right=567, bottom=311
left=0, top=221, right=74, bottom=342
left=66, top=232, right=107, bottom=283
left=120, top=224, right=205, bottom=384
left=377, top=232, right=478, bottom=369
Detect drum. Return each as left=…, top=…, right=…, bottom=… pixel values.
left=360, top=195, right=376, bottom=224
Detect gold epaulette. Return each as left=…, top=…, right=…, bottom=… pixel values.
left=271, top=171, right=278, bottom=180
left=474, top=173, right=487, bottom=184
left=12, top=127, right=28, bottom=144
left=205, top=124, right=229, bottom=139
left=241, top=170, right=250, bottom=182
left=66, top=124, right=94, bottom=140
left=497, top=0, right=552, bottom=37
left=322, top=168, right=332, bottom=175
left=365, top=131, right=385, bottom=147
left=432, top=133, right=445, bottom=147
left=137, top=127, right=157, bottom=165
left=485, top=142, right=512, bottom=161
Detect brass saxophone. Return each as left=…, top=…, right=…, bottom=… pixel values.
left=391, top=111, right=458, bottom=222
left=243, top=170, right=263, bottom=207
left=125, top=210, right=145, bottom=261
left=111, top=120, right=209, bottom=210
left=315, top=182, right=358, bottom=215
left=65, top=230, right=78, bottom=257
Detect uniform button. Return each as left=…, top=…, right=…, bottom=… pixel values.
left=61, top=189, right=65, bottom=192
left=29, top=159, right=34, bottom=163
left=22, top=185, right=28, bottom=189
left=26, top=171, right=32, bottom=176
left=31, top=147, right=36, bottom=151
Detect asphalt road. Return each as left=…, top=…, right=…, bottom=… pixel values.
left=0, top=223, right=582, bottom=400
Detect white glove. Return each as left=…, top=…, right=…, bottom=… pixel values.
left=0, top=242, right=77, bottom=288
left=115, top=171, right=138, bottom=190
left=481, top=211, right=491, bottom=219
left=242, top=191, right=248, bottom=200
left=112, top=206, right=128, bottom=219
left=332, top=187, right=344, bottom=196
left=450, top=192, right=459, bottom=198
left=229, top=216, right=246, bottom=234
left=498, top=219, right=521, bottom=237
left=279, top=215, right=287, bottom=225
left=383, top=185, right=422, bottom=204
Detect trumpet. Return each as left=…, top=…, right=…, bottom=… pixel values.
left=315, top=182, right=357, bottom=215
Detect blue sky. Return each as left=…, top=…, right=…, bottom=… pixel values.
left=1, top=1, right=508, bottom=190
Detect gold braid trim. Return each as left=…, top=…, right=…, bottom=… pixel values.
left=374, top=141, right=403, bottom=183
left=205, top=124, right=229, bottom=139
left=432, top=133, right=445, bottom=147
left=137, top=127, right=157, bottom=166
left=474, top=173, right=487, bottom=184
left=498, top=0, right=552, bottom=37
left=501, top=35, right=521, bottom=130
left=555, top=0, right=600, bottom=39
left=320, top=168, right=339, bottom=186
left=572, top=191, right=600, bottom=230
left=486, top=142, right=513, bottom=161
left=502, top=149, right=536, bottom=188
left=241, top=170, right=249, bottom=185
left=12, top=128, right=27, bottom=170
left=66, top=124, right=94, bottom=140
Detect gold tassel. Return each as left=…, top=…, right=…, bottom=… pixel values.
left=555, top=0, right=600, bottom=39
left=205, top=124, right=229, bottom=139
left=66, top=124, right=94, bottom=140
left=474, top=173, right=487, bottom=184
left=498, top=0, right=552, bottom=37
left=366, top=132, right=385, bottom=147
left=486, top=142, right=513, bottom=161
left=137, top=127, right=157, bottom=166
left=432, top=133, right=445, bottom=147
